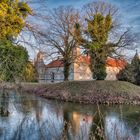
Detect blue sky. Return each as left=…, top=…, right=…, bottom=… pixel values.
left=46, top=0, right=91, bottom=7
left=44, top=0, right=140, bottom=36
left=28, top=0, right=140, bottom=59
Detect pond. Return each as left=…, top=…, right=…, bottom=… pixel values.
left=0, top=89, right=140, bottom=140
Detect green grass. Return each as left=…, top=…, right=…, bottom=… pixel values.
left=42, top=80, right=140, bottom=96
left=22, top=80, right=140, bottom=104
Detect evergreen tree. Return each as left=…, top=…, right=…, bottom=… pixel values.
left=0, top=39, right=28, bottom=82
left=74, top=10, right=112, bottom=80
left=117, top=63, right=135, bottom=83
left=118, top=51, right=140, bottom=85
left=136, top=71, right=140, bottom=85
left=131, top=50, right=140, bottom=71
left=131, top=50, right=140, bottom=85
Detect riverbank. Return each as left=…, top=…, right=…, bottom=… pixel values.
left=20, top=80, right=140, bottom=105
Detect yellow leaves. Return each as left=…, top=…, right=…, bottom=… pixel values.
left=87, top=13, right=113, bottom=45
left=24, top=62, right=37, bottom=82
left=18, top=2, right=32, bottom=17
left=0, top=0, right=31, bottom=39
left=0, top=2, right=8, bottom=17
left=105, top=14, right=112, bottom=31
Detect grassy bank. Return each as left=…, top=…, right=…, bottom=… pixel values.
left=21, top=80, right=140, bottom=105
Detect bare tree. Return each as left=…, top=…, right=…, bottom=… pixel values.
left=35, top=6, right=81, bottom=81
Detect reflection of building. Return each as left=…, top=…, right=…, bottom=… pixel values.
left=68, top=111, right=93, bottom=140
left=35, top=48, right=126, bottom=83
left=71, top=112, right=81, bottom=135
left=105, top=115, right=139, bottom=140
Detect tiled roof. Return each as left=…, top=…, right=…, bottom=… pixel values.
left=46, top=57, right=126, bottom=68
left=106, top=58, right=126, bottom=68
left=46, top=59, right=64, bottom=68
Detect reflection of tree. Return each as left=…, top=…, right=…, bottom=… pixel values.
left=11, top=115, right=45, bottom=140
left=35, top=100, right=43, bottom=122
left=111, top=105, right=140, bottom=138
left=4, top=91, right=46, bottom=140
left=62, top=108, right=71, bottom=140
left=0, top=91, right=139, bottom=140
left=10, top=95, right=63, bottom=140
left=62, top=111, right=81, bottom=139
left=89, top=107, right=105, bottom=140
left=62, top=107, right=94, bottom=140
left=0, top=90, right=10, bottom=117
left=123, top=112, right=140, bottom=137
left=15, top=90, right=40, bottom=114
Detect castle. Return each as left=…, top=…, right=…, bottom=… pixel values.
left=35, top=48, right=126, bottom=83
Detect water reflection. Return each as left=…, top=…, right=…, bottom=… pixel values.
left=0, top=90, right=139, bottom=140
left=105, top=113, right=140, bottom=140
left=62, top=110, right=93, bottom=140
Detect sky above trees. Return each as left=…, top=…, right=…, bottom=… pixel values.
left=27, top=0, right=140, bottom=59
left=45, top=0, right=140, bottom=36
left=29, top=0, right=140, bottom=36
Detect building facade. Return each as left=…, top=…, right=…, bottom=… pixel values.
left=35, top=51, right=125, bottom=83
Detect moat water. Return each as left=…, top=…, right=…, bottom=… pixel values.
left=0, top=89, right=140, bottom=140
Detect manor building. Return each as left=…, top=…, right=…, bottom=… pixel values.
left=35, top=48, right=126, bottom=83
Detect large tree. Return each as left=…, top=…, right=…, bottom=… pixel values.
left=84, top=12, right=112, bottom=80
left=0, top=0, right=31, bottom=39
left=0, top=39, right=28, bottom=82
left=0, top=0, right=31, bottom=82
left=74, top=1, right=134, bottom=80
left=39, top=6, right=80, bottom=81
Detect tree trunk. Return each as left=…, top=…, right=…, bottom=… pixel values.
left=64, top=60, right=70, bottom=81
left=90, top=52, right=96, bottom=79
left=90, top=51, right=107, bottom=80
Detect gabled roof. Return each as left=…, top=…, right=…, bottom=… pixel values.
left=46, top=57, right=126, bottom=68
left=46, top=59, right=64, bottom=68
left=106, top=58, right=126, bottom=68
